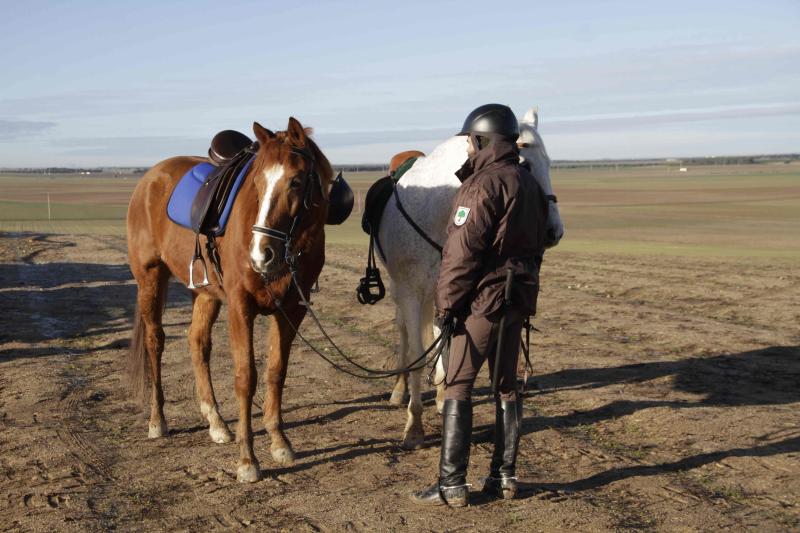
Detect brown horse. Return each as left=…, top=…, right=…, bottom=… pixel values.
left=126, top=118, right=333, bottom=482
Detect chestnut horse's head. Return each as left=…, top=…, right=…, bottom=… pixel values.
left=248, top=117, right=333, bottom=278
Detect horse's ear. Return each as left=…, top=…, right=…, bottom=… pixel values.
left=523, top=106, right=539, bottom=129
left=253, top=122, right=275, bottom=144
left=286, top=117, right=307, bottom=147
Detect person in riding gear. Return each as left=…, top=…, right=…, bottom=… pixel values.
left=411, top=103, right=548, bottom=507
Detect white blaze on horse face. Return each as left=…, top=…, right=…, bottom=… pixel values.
left=250, top=164, right=285, bottom=269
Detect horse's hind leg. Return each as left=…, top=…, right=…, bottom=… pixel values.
left=390, top=306, right=409, bottom=405
left=189, top=292, right=232, bottom=444
left=398, top=290, right=425, bottom=449
left=137, top=265, right=170, bottom=438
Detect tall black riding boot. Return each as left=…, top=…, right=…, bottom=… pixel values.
left=483, top=397, right=522, bottom=499
left=411, top=399, right=472, bottom=507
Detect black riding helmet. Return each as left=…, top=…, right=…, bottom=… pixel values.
left=457, top=103, right=519, bottom=140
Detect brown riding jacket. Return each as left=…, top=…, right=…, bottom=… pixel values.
left=435, top=137, right=548, bottom=320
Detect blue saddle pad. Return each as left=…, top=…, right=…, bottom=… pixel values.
left=166, top=159, right=253, bottom=236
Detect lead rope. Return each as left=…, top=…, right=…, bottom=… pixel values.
left=262, top=272, right=451, bottom=380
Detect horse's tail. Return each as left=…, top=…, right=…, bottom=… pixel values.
left=128, top=301, right=149, bottom=402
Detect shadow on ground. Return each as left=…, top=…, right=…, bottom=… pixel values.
left=0, top=258, right=191, bottom=358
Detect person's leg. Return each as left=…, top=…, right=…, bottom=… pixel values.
left=412, top=314, right=495, bottom=507
left=485, top=311, right=524, bottom=499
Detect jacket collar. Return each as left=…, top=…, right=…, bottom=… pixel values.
left=456, top=136, right=519, bottom=182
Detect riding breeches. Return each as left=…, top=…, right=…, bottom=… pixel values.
left=443, top=309, right=524, bottom=402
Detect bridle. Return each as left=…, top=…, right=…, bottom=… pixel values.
left=249, top=143, right=454, bottom=381
left=251, top=145, right=322, bottom=271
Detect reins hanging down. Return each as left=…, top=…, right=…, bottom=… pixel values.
left=248, top=147, right=455, bottom=383
left=268, top=272, right=450, bottom=380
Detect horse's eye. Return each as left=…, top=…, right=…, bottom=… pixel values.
left=518, top=142, right=531, bottom=148
left=289, top=179, right=302, bottom=190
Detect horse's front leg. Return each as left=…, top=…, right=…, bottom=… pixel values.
left=227, top=297, right=260, bottom=483
left=263, top=303, right=306, bottom=466
left=189, top=292, right=232, bottom=444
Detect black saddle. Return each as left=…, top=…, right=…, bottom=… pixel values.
left=360, top=156, right=419, bottom=236
left=208, top=130, right=253, bottom=167
left=192, top=134, right=256, bottom=234
left=361, top=176, right=395, bottom=236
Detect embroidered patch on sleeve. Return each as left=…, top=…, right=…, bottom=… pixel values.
left=453, top=206, right=470, bottom=226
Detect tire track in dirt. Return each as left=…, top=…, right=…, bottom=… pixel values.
left=0, top=232, right=129, bottom=530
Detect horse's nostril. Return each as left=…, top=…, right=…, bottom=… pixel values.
left=263, top=247, right=275, bottom=264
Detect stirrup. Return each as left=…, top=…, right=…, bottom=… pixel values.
left=356, top=267, right=385, bottom=305
left=188, top=252, right=210, bottom=289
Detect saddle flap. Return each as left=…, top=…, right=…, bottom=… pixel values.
left=167, top=162, right=216, bottom=230
left=190, top=166, right=225, bottom=233
left=361, top=175, right=396, bottom=235
left=167, top=155, right=254, bottom=236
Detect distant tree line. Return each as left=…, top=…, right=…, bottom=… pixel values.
left=0, top=167, right=149, bottom=175
left=2, top=154, right=797, bottom=175
left=551, top=153, right=799, bottom=169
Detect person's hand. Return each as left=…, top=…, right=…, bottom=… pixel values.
left=435, top=310, right=454, bottom=330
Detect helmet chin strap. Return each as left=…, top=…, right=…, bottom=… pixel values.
left=470, top=133, right=489, bottom=152
left=468, top=133, right=480, bottom=153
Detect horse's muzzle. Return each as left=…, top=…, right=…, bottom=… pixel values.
left=545, top=226, right=564, bottom=249
left=250, top=241, right=284, bottom=276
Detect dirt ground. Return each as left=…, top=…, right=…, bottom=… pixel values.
left=0, top=231, right=798, bottom=532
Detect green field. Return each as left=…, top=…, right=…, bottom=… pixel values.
left=1, top=163, right=798, bottom=257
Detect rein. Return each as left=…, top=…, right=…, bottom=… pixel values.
left=251, top=146, right=320, bottom=269
left=267, top=272, right=451, bottom=380
left=254, top=145, right=453, bottom=380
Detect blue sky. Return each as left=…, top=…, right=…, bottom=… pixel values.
left=1, top=0, right=798, bottom=166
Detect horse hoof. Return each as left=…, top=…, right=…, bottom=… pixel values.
left=209, top=425, right=233, bottom=444
left=401, top=431, right=425, bottom=450
left=236, top=463, right=261, bottom=483
left=271, top=447, right=295, bottom=466
left=148, top=421, right=168, bottom=438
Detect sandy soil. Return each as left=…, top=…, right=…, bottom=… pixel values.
left=0, top=232, right=798, bottom=532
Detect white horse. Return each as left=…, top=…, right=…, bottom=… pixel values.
left=377, top=107, right=564, bottom=449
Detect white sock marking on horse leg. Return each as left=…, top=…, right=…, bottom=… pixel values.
left=201, top=401, right=232, bottom=444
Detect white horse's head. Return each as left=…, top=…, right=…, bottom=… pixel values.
left=518, top=106, right=564, bottom=248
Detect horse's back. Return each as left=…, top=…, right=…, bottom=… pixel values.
left=127, top=156, right=205, bottom=274
left=378, top=137, right=466, bottom=292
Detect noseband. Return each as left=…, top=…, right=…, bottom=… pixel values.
left=251, top=145, right=321, bottom=271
